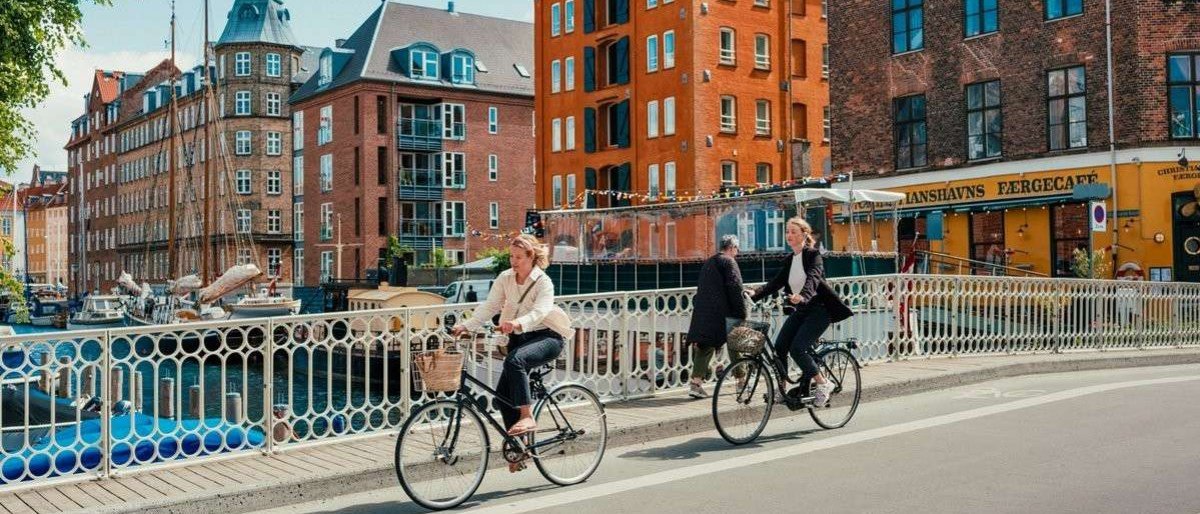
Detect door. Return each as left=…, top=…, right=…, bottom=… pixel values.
left=1172, top=191, right=1200, bottom=282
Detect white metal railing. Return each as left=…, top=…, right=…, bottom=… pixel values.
left=2, top=273, right=1199, bottom=490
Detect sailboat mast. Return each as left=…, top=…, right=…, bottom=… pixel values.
left=167, top=0, right=178, bottom=278
left=201, top=0, right=211, bottom=286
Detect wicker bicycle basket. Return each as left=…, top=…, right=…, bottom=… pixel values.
left=727, top=320, right=771, bottom=355
left=413, top=349, right=465, bottom=393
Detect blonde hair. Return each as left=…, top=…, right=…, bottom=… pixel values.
left=786, top=217, right=817, bottom=249
left=511, top=233, right=550, bottom=269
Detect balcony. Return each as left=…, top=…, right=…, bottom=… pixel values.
left=399, top=218, right=442, bottom=250
left=397, top=168, right=443, bottom=201
left=397, top=118, right=443, bottom=152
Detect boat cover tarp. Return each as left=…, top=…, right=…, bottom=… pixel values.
left=117, top=272, right=143, bottom=297
left=1, top=386, right=101, bottom=428
left=198, top=264, right=262, bottom=304
left=168, top=275, right=202, bottom=296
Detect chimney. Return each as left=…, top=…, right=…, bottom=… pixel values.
left=335, top=38, right=347, bottom=48
left=447, top=1, right=456, bottom=14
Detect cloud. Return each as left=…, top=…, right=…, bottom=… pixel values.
left=12, top=46, right=196, bottom=185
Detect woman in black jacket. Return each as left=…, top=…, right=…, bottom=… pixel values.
left=750, top=217, right=853, bottom=408
left=685, top=235, right=747, bottom=398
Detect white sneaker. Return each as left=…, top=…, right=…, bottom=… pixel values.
left=813, top=380, right=835, bottom=407
left=688, top=383, right=708, bottom=399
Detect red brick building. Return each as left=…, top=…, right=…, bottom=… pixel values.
left=829, top=0, right=1200, bottom=279
left=289, top=2, right=535, bottom=284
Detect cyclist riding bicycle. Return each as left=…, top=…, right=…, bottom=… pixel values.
left=452, top=234, right=570, bottom=471
left=749, top=217, right=854, bottom=408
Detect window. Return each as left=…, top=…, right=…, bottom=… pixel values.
left=1048, top=66, right=1088, bottom=149
left=964, top=0, right=998, bottom=37
left=318, top=105, right=332, bottom=145
left=755, top=0, right=769, bottom=6
left=452, top=53, right=475, bottom=84
left=720, top=96, right=736, bottom=133
left=267, top=248, right=281, bottom=277
left=378, top=197, right=388, bottom=235
left=293, top=156, right=304, bottom=195
left=489, top=154, right=499, bottom=180
left=721, top=161, right=736, bottom=185
left=792, top=39, right=807, bottom=77
left=237, top=209, right=251, bottom=233
left=488, top=106, right=499, bottom=133
left=292, top=111, right=304, bottom=150
left=318, top=54, right=332, bottom=86
left=648, top=164, right=660, bottom=199
left=235, top=52, right=251, bottom=76
left=320, top=251, right=333, bottom=282
left=894, top=95, right=927, bottom=169
left=737, top=212, right=758, bottom=252
left=664, top=97, right=676, bottom=135
left=822, top=44, right=829, bottom=78
left=552, top=3, right=562, bottom=36
left=552, top=118, right=563, bottom=151
left=566, top=174, right=577, bottom=205
left=756, top=163, right=771, bottom=185
left=565, top=57, right=576, bottom=90
left=553, top=175, right=564, bottom=207
left=378, top=146, right=388, bottom=185
left=266, top=131, right=282, bottom=155
left=823, top=106, right=831, bottom=142
left=236, top=169, right=252, bottom=194
left=294, top=203, right=304, bottom=241
left=235, top=130, right=252, bottom=155
left=1046, top=0, right=1082, bottom=20
left=268, top=210, right=281, bottom=234
left=410, top=47, right=439, bottom=79
left=766, top=210, right=785, bottom=250
left=663, top=31, right=676, bottom=69
left=649, top=0, right=658, bottom=7
left=439, top=103, right=465, bottom=139
left=266, top=53, right=281, bottom=77
left=442, top=152, right=466, bottom=188
left=1168, top=54, right=1200, bottom=139
left=648, top=100, right=659, bottom=138
left=267, top=170, right=282, bottom=195
left=552, top=59, right=562, bottom=92
left=320, top=154, right=333, bottom=191
left=235, top=91, right=251, bottom=115
left=320, top=203, right=333, bottom=240
left=443, top=202, right=465, bottom=236
left=266, top=92, right=281, bottom=116
left=754, top=34, right=770, bottom=70
left=755, top=100, right=771, bottom=136
left=969, top=211, right=1005, bottom=274
left=566, top=0, right=576, bottom=32
left=892, top=0, right=924, bottom=54
left=719, top=28, right=736, bottom=65
left=293, top=248, right=304, bottom=286
left=563, top=116, right=576, bottom=150
left=966, top=80, right=1002, bottom=160
left=647, top=35, right=659, bottom=72
left=489, top=202, right=500, bottom=229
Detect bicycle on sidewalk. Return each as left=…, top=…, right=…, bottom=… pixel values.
left=394, top=331, right=608, bottom=511
left=711, top=307, right=862, bottom=445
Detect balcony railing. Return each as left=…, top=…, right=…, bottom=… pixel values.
left=397, top=118, right=443, bottom=152
left=398, top=168, right=443, bottom=201
left=399, top=218, right=441, bottom=238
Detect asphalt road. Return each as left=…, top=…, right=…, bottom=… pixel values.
left=249, top=364, right=1200, bottom=514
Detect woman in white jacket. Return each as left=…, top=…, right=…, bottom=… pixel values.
left=453, top=234, right=563, bottom=441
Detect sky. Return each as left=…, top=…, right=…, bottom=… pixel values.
left=11, top=0, right=532, bottom=186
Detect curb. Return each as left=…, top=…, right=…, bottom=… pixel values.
left=87, top=350, right=1200, bottom=514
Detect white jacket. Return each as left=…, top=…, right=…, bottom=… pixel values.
left=462, top=267, right=573, bottom=342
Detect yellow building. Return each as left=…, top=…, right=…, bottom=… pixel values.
left=830, top=150, right=1200, bottom=281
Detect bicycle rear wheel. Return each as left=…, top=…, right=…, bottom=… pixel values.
left=809, top=348, right=861, bottom=429
left=532, top=383, right=608, bottom=485
left=395, top=400, right=489, bottom=510
left=712, top=357, right=775, bottom=445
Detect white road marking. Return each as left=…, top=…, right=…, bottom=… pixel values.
left=465, top=375, right=1200, bottom=514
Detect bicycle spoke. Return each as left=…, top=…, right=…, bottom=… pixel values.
left=713, top=357, right=774, bottom=445
left=533, top=384, right=607, bottom=486
left=396, top=401, right=488, bottom=510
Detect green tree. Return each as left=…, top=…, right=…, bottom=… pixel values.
left=429, top=248, right=454, bottom=269
left=1, top=0, right=110, bottom=172
left=1071, top=247, right=1112, bottom=279
left=477, top=247, right=511, bottom=275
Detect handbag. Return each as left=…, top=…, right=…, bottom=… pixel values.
left=503, top=276, right=543, bottom=353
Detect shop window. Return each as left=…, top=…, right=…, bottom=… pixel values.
left=969, top=211, right=1005, bottom=275
left=1051, top=203, right=1089, bottom=277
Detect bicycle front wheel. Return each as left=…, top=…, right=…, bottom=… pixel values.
left=532, top=383, right=608, bottom=486
left=809, top=348, right=861, bottom=429
left=395, top=400, right=490, bottom=510
left=712, top=356, right=775, bottom=445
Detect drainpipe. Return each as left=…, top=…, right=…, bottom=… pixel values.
left=1105, top=0, right=1118, bottom=272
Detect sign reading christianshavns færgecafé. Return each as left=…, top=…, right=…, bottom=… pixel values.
left=903, top=172, right=1101, bottom=206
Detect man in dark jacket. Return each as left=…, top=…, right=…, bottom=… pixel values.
left=685, top=235, right=747, bottom=398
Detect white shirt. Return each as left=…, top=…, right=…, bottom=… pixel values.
left=788, top=253, right=806, bottom=294
left=462, top=266, right=556, bottom=334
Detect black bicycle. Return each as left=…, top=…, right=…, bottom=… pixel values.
left=395, top=334, right=608, bottom=510
left=712, top=328, right=862, bottom=445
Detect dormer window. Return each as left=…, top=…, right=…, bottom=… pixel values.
left=451, top=52, right=475, bottom=84
left=318, top=53, right=332, bottom=86
left=411, top=47, right=439, bottom=79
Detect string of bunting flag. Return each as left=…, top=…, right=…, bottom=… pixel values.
left=568, top=176, right=844, bottom=207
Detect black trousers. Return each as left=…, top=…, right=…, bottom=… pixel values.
left=497, top=329, right=564, bottom=428
left=772, top=303, right=831, bottom=394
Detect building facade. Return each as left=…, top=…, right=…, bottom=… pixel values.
left=290, top=1, right=536, bottom=285
left=22, top=179, right=69, bottom=285
left=0, top=181, right=20, bottom=280
left=534, top=0, right=829, bottom=261
left=830, top=0, right=1200, bottom=280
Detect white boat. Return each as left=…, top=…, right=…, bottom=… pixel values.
left=227, top=293, right=302, bottom=319
left=67, top=295, right=128, bottom=331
